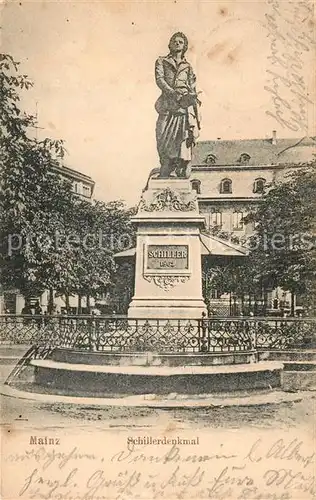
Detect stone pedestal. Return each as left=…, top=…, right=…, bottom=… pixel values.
left=128, top=178, right=207, bottom=318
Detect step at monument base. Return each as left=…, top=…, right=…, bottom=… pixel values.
left=259, top=349, right=316, bottom=362
left=31, top=359, right=283, bottom=396
left=51, top=348, right=257, bottom=366
left=282, top=371, right=316, bottom=391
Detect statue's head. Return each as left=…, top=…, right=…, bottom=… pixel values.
left=168, top=32, right=188, bottom=56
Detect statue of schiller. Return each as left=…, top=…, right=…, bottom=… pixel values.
left=155, top=32, right=201, bottom=179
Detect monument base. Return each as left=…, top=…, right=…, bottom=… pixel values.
left=127, top=177, right=207, bottom=319
left=128, top=298, right=206, bottom=319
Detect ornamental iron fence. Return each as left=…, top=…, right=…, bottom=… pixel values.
left=0, top=315, right=315, bottom=353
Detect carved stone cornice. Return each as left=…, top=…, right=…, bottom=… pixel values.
left=143, top=274, right=190, bottom=291
left=139, top=188, right=197, bottom=213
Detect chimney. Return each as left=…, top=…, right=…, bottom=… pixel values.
left=272, top=130, right=277, bottom=145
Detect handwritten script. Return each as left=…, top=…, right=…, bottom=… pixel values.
left=3, top=437, right=315, bottom=499
left=264, top=0, right=314, bottom=132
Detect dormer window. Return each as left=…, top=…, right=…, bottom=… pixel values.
left=253, top=178, right=266, bottom=193
left=220, top=178, right=232, bottom=194
left=205, top=153, right=217, bottom=164
left=238, top=153, right=251, bottom=165
left=191, top=179, right=201, bottom=194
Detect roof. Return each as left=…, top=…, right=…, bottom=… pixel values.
left=114, top=247, right=137, bottom=258
left=192, top=136, right=316, bottom=166
left=199, top=233, right=247, bottom=256
left=52, top=164, right=95, bottom=185
left=114, top=234, right=247, bottom=259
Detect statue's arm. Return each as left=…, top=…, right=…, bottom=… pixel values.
left=155, top=58, right=175, bottom=95
left=188, top=65, right=197, bottom=93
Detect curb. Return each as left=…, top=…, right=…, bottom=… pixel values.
left=0, top=383, right=305, bottom=409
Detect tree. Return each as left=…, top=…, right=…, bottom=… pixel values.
left=202, top=259, right=262, bottom=316
left=0, top=54, right=137, bottom=312
left=65, top=199, right=136, bottom=312
left=0, top=54, right=79, bottom=300
left=246, top=163, right=316, bottom=315
left=110, top=261, right=135, bottom=314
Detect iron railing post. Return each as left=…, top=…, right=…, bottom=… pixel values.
left=199, top=314, right=208, bottom=352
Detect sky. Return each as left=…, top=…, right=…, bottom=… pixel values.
left=2, top=0, right=315, bottom=205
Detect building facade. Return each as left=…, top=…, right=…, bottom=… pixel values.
left=53, top=164, right=95, bottom=200
left=189, top=133, right=315, bottom=315
left=191, top=134, right=315, bottom=239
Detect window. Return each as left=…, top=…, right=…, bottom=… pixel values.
left=191, top=179, right=201, bottom=194
left=73, top=182, right=82, bottom=194
left=82, top=185, right=91, bottom=197
left=253, top=178, right=266, bottom=194
left=210, top=211, right=222, bottom=227
left=238, top=153, right=251, bottom=165
left=205, top=153, right=217, bottom=164
left=233, top=211, right=244, bottom=230
left=4, top=292, right=17, bottom=314
left=273, top=298, right=279, bottom=309
left=210, top=289, right=220, bottom=299
left=220, top=178, right=232, bottom=194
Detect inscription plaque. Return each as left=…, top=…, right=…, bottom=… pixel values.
left=146, top=245, right=189, bottom=270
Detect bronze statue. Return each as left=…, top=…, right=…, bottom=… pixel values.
left=155, top=32, right=201, bottom=179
